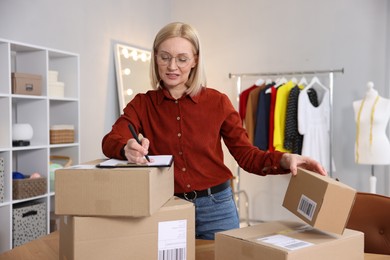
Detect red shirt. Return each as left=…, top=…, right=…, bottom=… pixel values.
left=102, top=87, right=289, bottom=193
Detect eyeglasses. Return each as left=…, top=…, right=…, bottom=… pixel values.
left=156, top=52, right=194, bottom=68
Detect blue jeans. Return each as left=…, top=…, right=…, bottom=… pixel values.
left=193, top=187, right=239, bottom=240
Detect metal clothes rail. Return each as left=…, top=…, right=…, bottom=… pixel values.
left=229, top=68, right=344, bottom=217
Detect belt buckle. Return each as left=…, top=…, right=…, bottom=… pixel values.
left=184, top=191, right=197, bottom=201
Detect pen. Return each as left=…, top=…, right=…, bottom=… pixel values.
left=128, top=123, right=150, bottom=162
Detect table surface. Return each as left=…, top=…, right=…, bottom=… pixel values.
left=0, top=231, right=388, bottom=260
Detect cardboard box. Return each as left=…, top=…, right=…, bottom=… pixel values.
left=215, top=221, right=364, bottom=260
left=13, top=200, right=47, bottom=247
left=282, top=168, right=356, bottom=234
left=59, top=197, right=195, bottom=260
left=48, top=81, right=65, bottom=98
left=195, top=239, right=215, bottom=260
left=11, top=72, right=42, bottom=95
left=55, top=160, right=174, bottom=217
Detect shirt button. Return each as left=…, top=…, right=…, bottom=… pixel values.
left=187, top=184, right=191, bottom=188
left=177, top=116, right=180, bottom=120
left=182, top=167, right=186, bottom=172
left=273, top=166, right=277, bottom=170
left=178, top=133, right=182, bottom=137
left=175, top=100, right=178, bottom=104
left=178, top=151, right=183, bottom=155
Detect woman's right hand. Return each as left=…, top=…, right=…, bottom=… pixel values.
left=123, top=135, right=150, bottom=164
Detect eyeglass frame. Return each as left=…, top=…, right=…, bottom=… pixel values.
left=155, top=51, right=196, bottom=68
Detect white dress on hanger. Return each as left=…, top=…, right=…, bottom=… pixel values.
left=298, top=87, right=333, bottom=172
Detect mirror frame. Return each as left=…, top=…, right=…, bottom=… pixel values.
left=114, top=43, right=152, bottom=113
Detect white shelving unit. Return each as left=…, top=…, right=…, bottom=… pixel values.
left=0, top=38, right=80, bottom=253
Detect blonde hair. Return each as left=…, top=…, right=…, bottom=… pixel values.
left=150, top=22, right=207, bottom=96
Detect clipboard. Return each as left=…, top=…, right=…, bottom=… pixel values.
left=96, top=155, right=173, bottom=168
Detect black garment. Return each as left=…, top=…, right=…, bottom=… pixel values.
left=307, top=88, right=319, bottom=107
left=253, top=84, right=273, bottom=150
left=284, top=87, right=319, bottom=154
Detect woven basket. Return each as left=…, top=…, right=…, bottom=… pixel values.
left=49, top=155, right=72, bottom=192
left=50, top=155, right=72, bottom=167
left=50, top=129, right=74, bottom=144
left=13, top=177, right=47, bottom=200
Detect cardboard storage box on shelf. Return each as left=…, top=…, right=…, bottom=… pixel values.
left=13, top=200, right=47, bottom=247
left=55, top=159, right=174, bottom=217
left=48, top=70, right=65, bottom=98
left=48, top=81, right=65, bottom=98
left=59, top=197, right=195, bottom=260
left=11, top=72, right=42, bottom=95
left=215, top=221, right=364, bottom=260
left=48, top=70, right=59, bottom=82
left=282, top=168, right=356, bottom=235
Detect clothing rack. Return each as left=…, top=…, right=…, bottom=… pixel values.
left=229, top=68, right=344, bottom=215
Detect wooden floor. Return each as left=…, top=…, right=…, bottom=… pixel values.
left=0, top=231, right=388, bottom=260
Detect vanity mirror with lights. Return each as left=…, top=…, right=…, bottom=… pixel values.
left=114, top=43, right=152, bottom=112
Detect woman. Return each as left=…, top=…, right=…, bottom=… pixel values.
left=102, top=22, right=327, bottom=240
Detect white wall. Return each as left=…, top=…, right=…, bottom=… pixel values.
left=170, top=0, right=390, bottom=221
left=0, top=0, right=171, bottom=163
left=1, top=0, right=389, bottom=222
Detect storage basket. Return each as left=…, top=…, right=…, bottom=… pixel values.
left=13, top=177, right=47, bottom=200
left=13, top=200, right=47, bottom=247
left=49, top=155, right=72, bottom=192
left=50, top=155, right=72, bottom=168
left=50, top=125, right=75, bottom=144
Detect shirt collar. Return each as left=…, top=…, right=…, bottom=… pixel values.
left=157, top=87, right=201, bottom=104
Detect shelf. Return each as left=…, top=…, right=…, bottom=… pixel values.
left=0, top=38, right=80, bottom=253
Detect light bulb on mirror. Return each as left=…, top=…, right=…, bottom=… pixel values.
left=140, top=52, right=147, bottom=62
left=123, top=68, right=131, bottom=75
left=130, top=50, right=138, bottom=60
left=126, top=88, right=133, bottom=96
left=121, top=48, right=130, bottom=59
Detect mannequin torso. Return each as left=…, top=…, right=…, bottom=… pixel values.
left=353, top=83, right=390, bottom=165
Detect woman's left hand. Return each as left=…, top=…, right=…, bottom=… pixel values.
left=280, top=153, right=327, bottom=176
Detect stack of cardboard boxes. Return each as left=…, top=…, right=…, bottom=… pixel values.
left=56, top=160, right=364, bottom=259
left=55, top=160, right=195, bottom=260
left=215, top=168, right=365, bottom=260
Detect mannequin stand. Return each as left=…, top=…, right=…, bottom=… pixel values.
left=369, top=165, right=377, bottom=194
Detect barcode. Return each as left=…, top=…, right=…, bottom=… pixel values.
left=158, top=247, right=186, bottom=260
left=285, top=241, right=311, bottom=250
left=297, top=194, right=316, bottom=221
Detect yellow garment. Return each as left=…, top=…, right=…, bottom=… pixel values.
left=273, top=81, right=302, bottom=152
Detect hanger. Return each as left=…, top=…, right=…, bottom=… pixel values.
left=305, top=76, right=327, bottom=91
left=291, top=77, right=298, bottom=84
left=255, top=78, right=264, bottom=86
left=265, top=79, right=276, bottom=94
left=298, top=76, right=308, bottom=86
left=275, top=77, right=287, bottom=88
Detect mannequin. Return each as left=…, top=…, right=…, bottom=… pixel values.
left=353, top=82, right=390, bottom=193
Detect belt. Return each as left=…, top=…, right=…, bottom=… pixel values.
left=175, top=180, right=230, bottom=201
